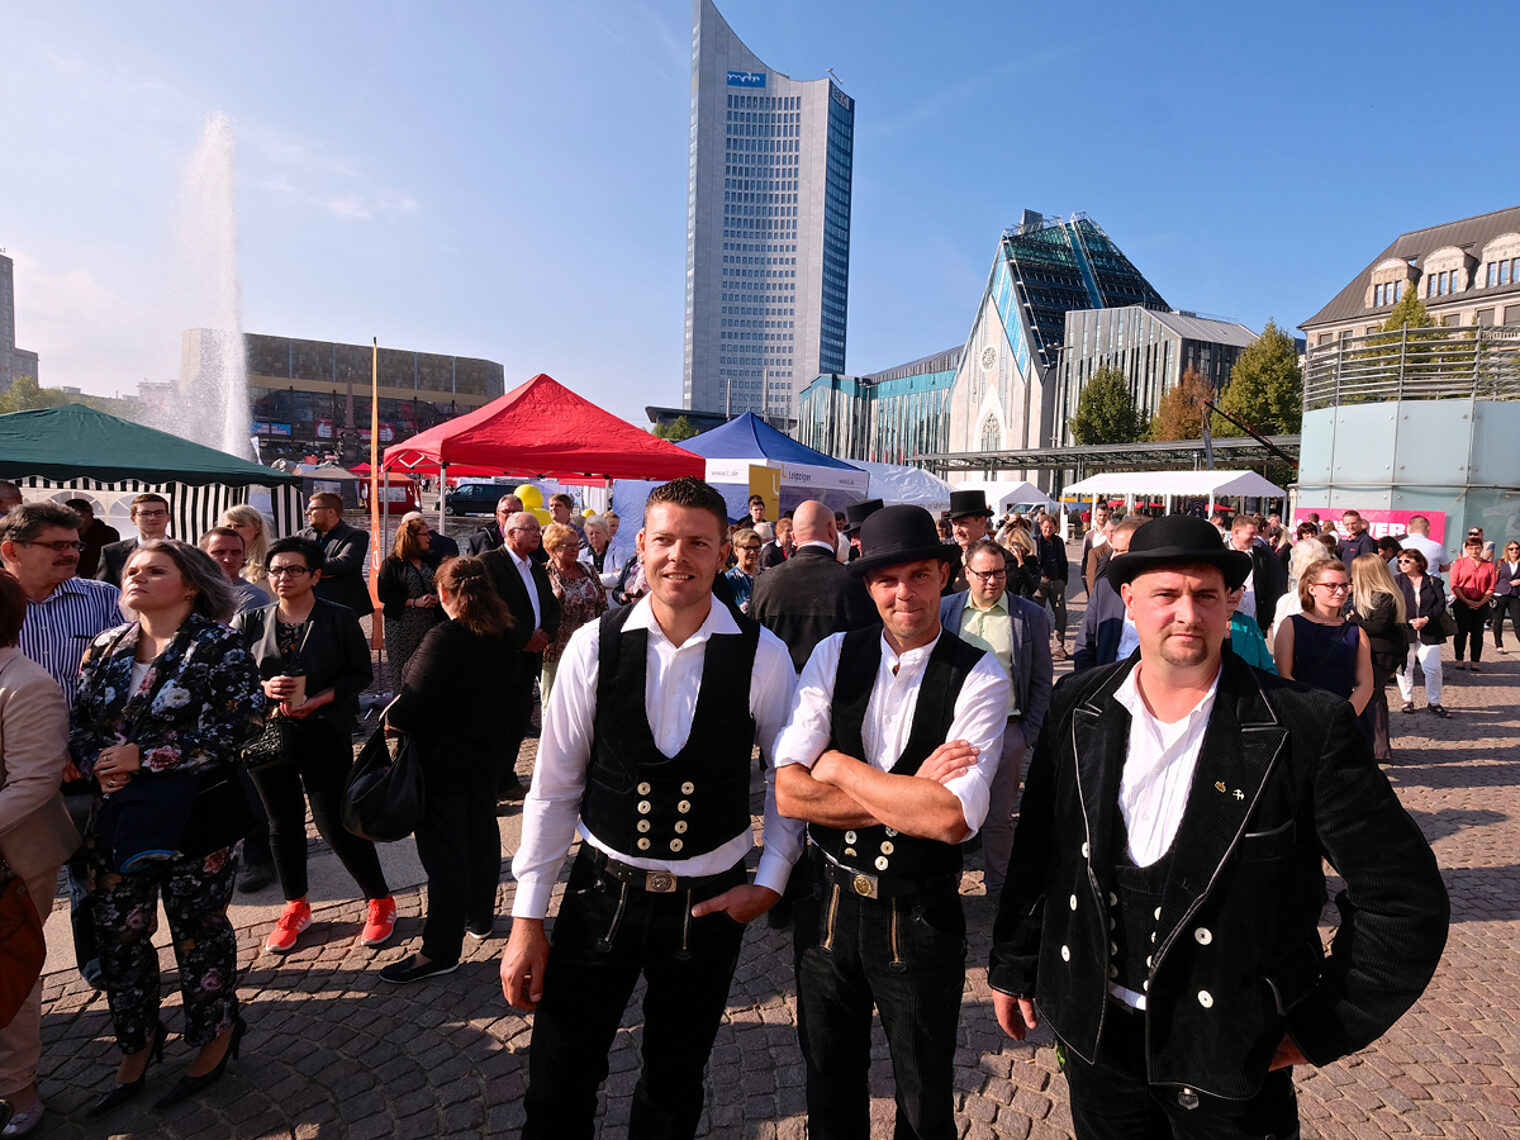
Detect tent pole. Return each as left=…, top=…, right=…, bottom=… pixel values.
left=438, top=463, right=449, bottom=532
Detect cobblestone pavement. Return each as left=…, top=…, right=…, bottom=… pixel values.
left=29, top=573, right=1520, bottom=1138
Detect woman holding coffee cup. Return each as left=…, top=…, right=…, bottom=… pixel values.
left=233, top=537, right=396, bottom=956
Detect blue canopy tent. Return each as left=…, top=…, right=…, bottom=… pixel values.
left=677, top=413, right=869, bottom=520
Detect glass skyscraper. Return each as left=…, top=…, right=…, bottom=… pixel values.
left=683, top=0, right=854, bottom=420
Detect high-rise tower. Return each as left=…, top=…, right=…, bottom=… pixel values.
left=683, top=0, right=853, bottom=421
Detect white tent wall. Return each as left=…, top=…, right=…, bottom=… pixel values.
left=16, top=476, right=306, bottom=542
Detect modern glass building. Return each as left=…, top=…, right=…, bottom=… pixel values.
left=683, top=0, right=854, bottom=421
left=796, top=347, right=960, bottom=464
left=1054, top=308, right=1258, bottom=446
left=947, top=212, right=1168, bottom=476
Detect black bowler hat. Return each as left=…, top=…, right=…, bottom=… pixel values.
left=842, top=498, right=883, bottom=532
left=1106, top=515, right=1252, bottom=590
left=848, top=505, right=956, bottom=578
left=947, top=489, right=993, bottom=520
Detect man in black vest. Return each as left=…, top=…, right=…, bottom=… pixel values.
left=481, top=512, right=561, bottom=798
left=774, top=504, right=1010, bottom=1139
left=751, top=499, right=877, bottom=673
left=500, top=477, right=800, bottom=1140
left=990, top=515, right=1448, bottom=1138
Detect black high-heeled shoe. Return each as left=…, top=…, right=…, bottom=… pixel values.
left=154, top=1016, right=247, bottom=1110
left=86, top=1021, right=168, bottom=1117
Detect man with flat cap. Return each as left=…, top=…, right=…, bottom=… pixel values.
left=989, top=514, right=1449, bottom=1138
left=943, top=488, right=994, bottom=596
left=775, top=504, right=1010, bottom=1139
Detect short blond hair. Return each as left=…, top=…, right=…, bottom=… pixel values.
left=542, top=522, right=579, bottom=554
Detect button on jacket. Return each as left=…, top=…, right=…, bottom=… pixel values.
left=989, top=650, right=1448, bottom=1100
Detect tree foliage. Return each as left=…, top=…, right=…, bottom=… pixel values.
left=1069, top=365, right=1147, bottom=445
left=0, top=376, right=71, bottom=417
left=1149, top=366, right=1214, bottom=441
left=1380, top=288, right=1437, bottom=332
left=652, top=415, right=699, bottom=442
left=1213, top=319, right=1302, bottom=437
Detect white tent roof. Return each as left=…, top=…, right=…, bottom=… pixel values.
left=854, top=461, right=954, bottom=511
left=955, top=479, right=1059, bottom=514
left=1063, top=470, right=1286, bottom=498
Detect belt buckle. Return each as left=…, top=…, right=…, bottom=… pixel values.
left=850, top=872, right=878, bottom=899
left=644, top=871, right=677, bottom=894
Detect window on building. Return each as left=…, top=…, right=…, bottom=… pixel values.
left=1505, top=305, right=1520, bottom=326
left=1441, top=314, right=1461, bottom=327
left=1476, top=309, right=1495, bottom=326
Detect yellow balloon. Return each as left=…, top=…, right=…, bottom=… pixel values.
left=530, top=506, right=551, bottom=525
left=516, top=484, right=544, bottom=508
left=581, top=508, right=596, bottom=518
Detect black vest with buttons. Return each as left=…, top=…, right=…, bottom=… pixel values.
left=809, top=628, right=984, bottom=880
left=1108, top=809, right=1176, bottom=997
left=581, top=604, right=760, bottom=861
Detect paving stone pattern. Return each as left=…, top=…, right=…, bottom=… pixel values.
left=31, top=576, right=1520, bottom=1138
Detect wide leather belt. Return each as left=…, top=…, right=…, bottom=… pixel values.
left=814, top=849, right=957, bottom=902
left=579, top=846, right=743, bottom=896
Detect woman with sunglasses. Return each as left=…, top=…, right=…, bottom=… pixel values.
left=1491, top=541, right=1520, bottom=653
left=1273, top=560, right=1374, bottom=724
left=1393, top=548, right=1450, bottom=717
left=1449, top=536, right=1497, bottom=672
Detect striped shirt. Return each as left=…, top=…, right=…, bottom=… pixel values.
left=19, top=577, right=124, bottom=710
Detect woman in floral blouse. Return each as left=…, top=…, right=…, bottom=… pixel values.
left=541, top=522, right=607, bottom=702
left=70, top=540, right=265, bottom=1116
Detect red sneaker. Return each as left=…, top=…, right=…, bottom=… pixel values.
left=266, top=899, right=312, bottom=954
left=360, top=896, right=398, bottom=947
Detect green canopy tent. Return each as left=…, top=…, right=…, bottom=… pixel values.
left=0, top=403, right=304, bottom=541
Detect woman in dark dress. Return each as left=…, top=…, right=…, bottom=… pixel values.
left=1273, top=559, right=1374, bottom=722
left=378, top=557, right=516, bottom=983
left=1349, top=553, right=1407, bottom=762
left=376, top=517, right=443, bottom=690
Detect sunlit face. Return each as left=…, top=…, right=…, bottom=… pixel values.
left=952, top=514, right=988, bottom=549
left=605, top=513, right=620, bottom=537
left=305, top=500, right=339, bottom=532
left=1307, top=569, right=1350, bottom=618
left=1230, top=522, right=1259, bottom=552
left=549, top=500, right=573, bottom=524
left=1341, top=513, right=1363, bottom=535
left=865, top=558, right=950, bottom=647
left=203, top=534, right=246, bottom=581
left=1, top=524, right=81, bottom=589
left=132, top=501, right=170, bottom=539
left=733, top=535, right=761, bottom=575
left=123, top=551, right=194, bottom=613
left=966, top=548, right=1007, bottom=607
left=1039, top=518, right=1056, bottom=539
left=749, top=501, right=766, bottom=522
left=1110, top=528, right=1134, bottom=556
left=227, top=518, right=260, bottom=549
left=776, top=519, right=793, bottom=544
left=584, top=522, right=609, bottom=553
left=268, top=551, right=319, bottom=600
left=1120, top=565, right=1230, bottom=670
left=637, top=503, right=728, bottom=614
left=505, top=513, right=542, bottom=558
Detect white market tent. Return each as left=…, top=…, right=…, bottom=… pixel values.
left=852, top=461, right=954, bottom=513
left=1063, top=470, right=1286, bottom=517
left=954, top=479, right=1059, bottom=516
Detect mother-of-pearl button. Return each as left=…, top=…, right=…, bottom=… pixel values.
left=1153, top=907, right=1162, bottom=920
left=1069, top=894, right=1078, bottom=910
left=681, top=781, right=695, bottom=794
left=670, top=838, right=684, bottom=852
left=637, top=838, right=651, bottom=850
left=875, top=856, right=889, bottom=870
left=637, top=782, right=652, bottom=795
left=1061, top=945, right=1071, bottom=961
left=880, top=841, right=894, bottom=855
left=637, top=800, right=652, bottom=815
left=1080, top=842, right=1091, bottom=858
left=1194, top=927, right=1212, bottom=945
left=845, top=830, right=857, bottom=844
left=677, top=800, right=691, bottom=813
left=1197, top=990, right=1213, bottom=1008
left=637, top=820, right=651, bottom=833
left=675, top=820, right=688, bottom=834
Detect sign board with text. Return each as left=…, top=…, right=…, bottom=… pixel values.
left=1291, top=508, right=1446, bottom=544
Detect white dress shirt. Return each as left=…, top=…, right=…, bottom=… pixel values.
left=510, top=549, right=542, bottom=629
left=773, top=630, right=1010, bottom=836
left=511, top=596, right=800, bottom=919
left=1116, top=613, right=1141, bottom=661
left=1108, top=662, right=1220, bottom=1009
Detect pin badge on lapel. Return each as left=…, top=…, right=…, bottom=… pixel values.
left=1214, top=781, right=1227, bottom=793
left=1233, top=789, right=1244, bottom=800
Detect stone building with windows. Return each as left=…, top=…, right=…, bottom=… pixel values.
left=0, top=253, right=40, bottom=394
left=1301, top=204, right=1520, bottom=345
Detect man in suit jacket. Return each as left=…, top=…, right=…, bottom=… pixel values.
left=759, top=517, right=794, bottom=570
left=465, top=495, right=519, bottom=555
left=944, top=489, right=994, bottom=595
left=297, top=491, right=374, bottom=617
left=482, top=512, right=561, bottom=798
left=96, top=493, right=171, bottom=587
left=1079, top=503, right=1113, bottom=598
left=990, top=515, right=1448, bottom=1138
left=750, top=500, right=876, bottom=673
left=1073, top=516, right=1147, bottom=671
left=65, top=498, right=119, bottom=580
left=1228, top=514, right=1285, bottom=636
left=939, top=538, right=1053, bottom=896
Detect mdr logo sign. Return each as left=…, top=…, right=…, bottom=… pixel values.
left=727, top=70, right=766, bottom=88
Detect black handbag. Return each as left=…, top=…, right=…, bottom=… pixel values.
left=343, top=713, right=426, bottom=843
left=180, top=769, right=256, bottom=859
left=241, top=717, right=299, bottom=772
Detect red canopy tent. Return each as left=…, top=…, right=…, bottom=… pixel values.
left=381, top=373, right=705, bottom=525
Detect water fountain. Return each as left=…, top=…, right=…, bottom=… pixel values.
left=164, top=112, right=251, bottom=458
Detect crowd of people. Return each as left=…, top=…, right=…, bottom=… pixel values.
left=0, top=474, right=1486, bottom=1137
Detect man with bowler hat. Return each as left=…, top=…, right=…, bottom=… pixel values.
left=989, top=514, right=1448, bottom=1138
left=944, top=489, right=994, bottom=595
left=775, top=504, right=1010, bottom=1139
left=841, top=498, right=882, bottom=562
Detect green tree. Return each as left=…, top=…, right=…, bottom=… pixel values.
left=0, top=376, right=72, bottom=417
left=1380, top=287, right=1437, bottom=334
left=1069, top=365, right=1147, bottom=445
left=652, top=415, right=699, bottom=442
left=1149, top=365, right=1214, bottom=441
left=1213, top=320, right=1303, bottom=437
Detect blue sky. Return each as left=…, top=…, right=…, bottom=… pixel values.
left=3, top=1, right=1517, bottom=429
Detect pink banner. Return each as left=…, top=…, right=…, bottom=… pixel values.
left=1291, top=508, right=1446, bottom=544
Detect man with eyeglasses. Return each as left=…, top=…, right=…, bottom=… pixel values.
left=297, top=491, right=374, bottom=618
left=0, top=501, right=124, bottom=991
left=95, top=493, right=171, bottom=587
left=939, top=538, right=1052, bottom=896
left=482, top=512, right=561, bottom=798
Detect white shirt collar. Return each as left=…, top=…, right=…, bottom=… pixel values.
left=880, top=628, right=942, bottom=675
left=623, top=593, right=739, bottom=651
left=1112, top=660, right=1221, bottom=729
left=798, top=539, right=835, bottom=553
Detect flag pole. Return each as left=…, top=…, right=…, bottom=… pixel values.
left=368, top=337, right=383, bottom=651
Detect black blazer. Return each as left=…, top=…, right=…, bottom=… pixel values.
left=376, top=554, right=441, bottom=620
left=1244, top=543, right=1287, bottom=636
left=298, top=521, right=374, bottom=617
left=233, top=598, right=373, bottom=730
left=1072, top=577, right=1128, bottom=671
left=481, top=547, right=561, bottom=652
left=1396, top=572, right=1449, bottom=646
left=387, top=620, right=517, bottom=787
left=95, top=538, right=139, bottom=587
left=427, top=529, right=459, bottom=559
left=465, top=524, right=504, bottom=556
left=750, top=545, right=878, bottom=672
left=990, top=651, right=1448, bottom=1099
